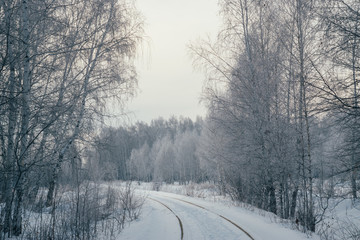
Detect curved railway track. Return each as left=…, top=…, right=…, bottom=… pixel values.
left=167, top=196, right=255, bottom=240
left=149, top=195, right=255, bottom=240
left=149, top=197, right=184, bottom=240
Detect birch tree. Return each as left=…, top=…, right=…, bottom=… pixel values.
left=190, top=0, right=323, bottom=232
left=0, top=0, right=143, bottom=236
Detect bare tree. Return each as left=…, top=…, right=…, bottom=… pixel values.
left=189, top=0, right=325, bottom=232
left=318, top=0, right=360, bottom=200
left=0, top=0, right=143, bottom=237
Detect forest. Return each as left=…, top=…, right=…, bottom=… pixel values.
left=1, top=0, right=360, bottom=239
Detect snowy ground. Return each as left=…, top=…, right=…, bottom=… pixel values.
left=316, top=198, right=360, bottom=239
left=5, top=181, right=354, bottom=239
left=112, top=182, right=320, bottom=240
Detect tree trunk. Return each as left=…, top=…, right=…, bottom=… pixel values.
left=351, top=32, right=358, bottom=200
left=290, top=187, right=298, bottom=218
left=46, top=3, right=115, bottom=205
left=351, top=163, right=357, bottom=199
left=284, top=180, right=290, bottom=219
left=12, top=0, right=31, bottom=234
left=269, top=183, right=277, bottom=215
left=12, top=184, right=23, bottom=236
left=46, top=158, right=62, bottom=207
left=3, top=2, right=17, bottom=234
left=304, top=85, right=314, bottom=231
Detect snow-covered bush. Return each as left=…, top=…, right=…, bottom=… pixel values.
left=9, top=182, right=144, bottom=240
left=118, top=181, right=145, bottom=221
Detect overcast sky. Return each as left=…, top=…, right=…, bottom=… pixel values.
left=124, top=0, right=221, bottom=124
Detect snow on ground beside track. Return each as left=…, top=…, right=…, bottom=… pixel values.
left=110, top=181, right=320, bottom=240
left=149, top=191, right=320, bottom=240
left=316, top=198, right=360, bottom=239
left=125, top=181, right=360, bottom=239
left=119, top=198, right=180, bottom=240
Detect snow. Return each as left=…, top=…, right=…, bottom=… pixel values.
left=150, top=192, right=247, bottom=239
left=5, top=181, right=357, bottom=239
left=114, top=182, right=320, bottom=240
left=317, top=198, right=360, bottom=239
left=119, top=198, right=180, bottom=240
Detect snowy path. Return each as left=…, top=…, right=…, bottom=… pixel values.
left=160, top=196, right=254, bottom=239
left=120, top=191, right=253, bottom=240
left=150, top=193, right=253, bottom=240
left=119, top=189, right=320, bottom=240
left=148, top=197, right=184, bottom=239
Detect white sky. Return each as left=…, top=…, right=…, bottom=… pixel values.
left=125, top=0, right=221, bottom=124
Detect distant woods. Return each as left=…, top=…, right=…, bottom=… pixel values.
left=0, top=0, right=143, bottom=238
left=92, top=117, right=205, bottom=183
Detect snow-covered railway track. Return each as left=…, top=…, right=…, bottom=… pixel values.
left=149, top=197, right=184, bottom=240
left=150, top=193, right=254, bottom=240
left=166, top=196, right=255, bottom=240
left=120, top=189, right=318, bottom=240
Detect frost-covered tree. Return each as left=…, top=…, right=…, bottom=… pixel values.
left=190, top=0, right=325, bottom=231
left=128, top=143, right=153, bottom=181
left=318, top=0, right=360, bottom=200
left=153, top=135, right=177, bottom=183
left=0, top=0, right=143, bottom=236
left=174, top=130, right=201, bottom=183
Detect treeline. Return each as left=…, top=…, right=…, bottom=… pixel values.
left=0, top=0, right=143, bottom=238
left=189, top=0, right=360, bottom=233
left=91, top=116, right=206, bottom=183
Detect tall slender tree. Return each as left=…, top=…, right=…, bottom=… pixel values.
left=0, top=0, right=143, bottom=236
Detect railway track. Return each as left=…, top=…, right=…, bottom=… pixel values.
left=167, top=196, right=255, bottom=240
left=149, top=197, right=184, bottom=240
left=149, top=195, right=255, bottom=240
